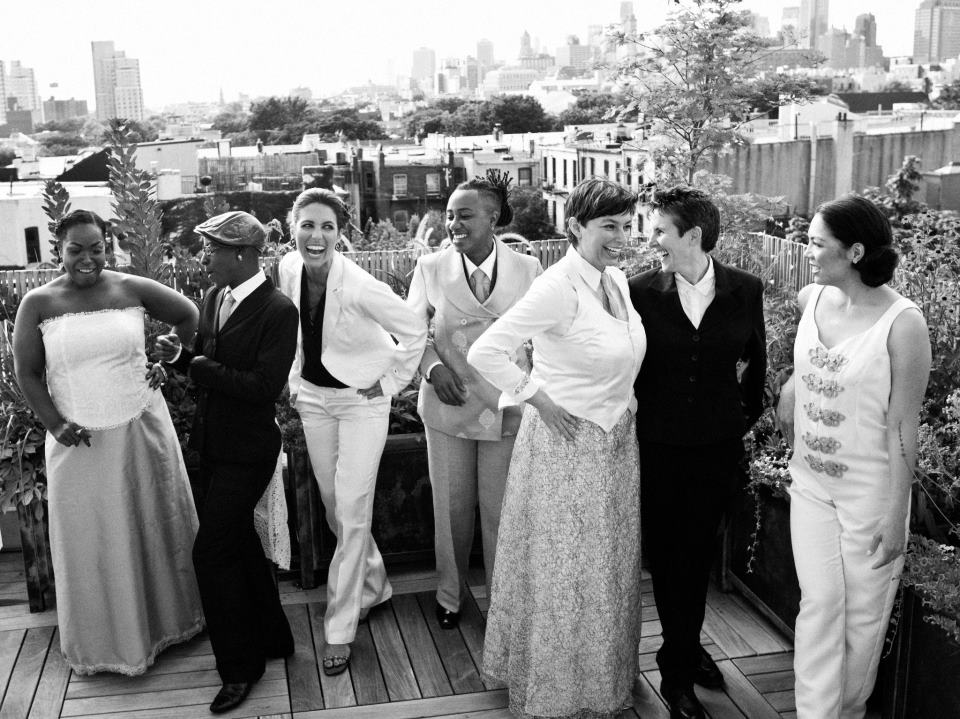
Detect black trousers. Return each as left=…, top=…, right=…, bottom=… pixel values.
left=639, top=438, right=743, bottom=688
left=194, top=457, right=294, bottom=683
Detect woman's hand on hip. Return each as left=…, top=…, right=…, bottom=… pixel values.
left=52, top=421, right=92, bottom=448
left=358, top=383, right=384, bottom=400
left=528, top=389, right=578, bottom=442
left=774, top=373, right=796, bottom=448
left=869, top=510, right=908, bottom=569
left=430, top=365, right=467, bottom=406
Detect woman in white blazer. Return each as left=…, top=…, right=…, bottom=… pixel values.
left=278, top=189, right=426, bottom=677
left=407, top=172, right=542, bottom=630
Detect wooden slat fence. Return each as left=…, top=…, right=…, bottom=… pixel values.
left=0, top=236, right=810, bottom=304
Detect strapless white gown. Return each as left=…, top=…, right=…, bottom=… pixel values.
left=41, top=307, right=204, bottom=675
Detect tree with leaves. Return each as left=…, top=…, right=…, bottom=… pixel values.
left=555, top=91, right=624, bottom=127
left=502, top=186, right=558, bottom=242
left=612, top=0, right=818, bottom=183
left=933, top=79, right=960, bottom=110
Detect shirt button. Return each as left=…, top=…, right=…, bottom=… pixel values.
left=692, top=334, right=700, bottom=342
left=691, top=354, right=699, bottom=362
left=689, top=376, right=696, bottom=382
left=687, top=397, right=694, bottom=403
left=460, top=319, right=468, bottom=325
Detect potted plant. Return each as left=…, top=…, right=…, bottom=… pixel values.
left=0, top=319, right=55, bottom=611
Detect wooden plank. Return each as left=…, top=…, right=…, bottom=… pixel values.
left=66, top=661, right=284, bottom=699
left=0, top=630, right=26, bottom=706
left=0, top=612, right=59, bottom=632
left=748, top=669, right=794, bottom=694
left=367, top=603, right=419, bottom=701
left=694, top=686, right=747, bottom=719
left=0, top=625, right=54, bottom=719
left=706, top=589, right=791, bottom=654
left=283, top=604, right=323, bottom=713
left=715, top=659, right=782, bottom=719
left=61, top=693, right=286, bottom=719
left=60, top=677, right=287, bottom=716
left=350, top=623, right=389, bottom=705
left=702, top=604, right=755, bottom=659
left=294, top=688, right=508, bottom=719
left=763, top=689, right=795, bottom=713
left=415, top=592, right=484, bottom=694
left=391, top=594, right=452, bottom=699
left=309, top=603, right=356, bottom=709
left=732, top=653, right=794, bottom=676
left=631, top=672, right=670, bottom=719
left=27, top=629, right=70, bottom=719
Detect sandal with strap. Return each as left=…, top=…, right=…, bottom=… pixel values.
left=323, top=654, right=350, bottom=676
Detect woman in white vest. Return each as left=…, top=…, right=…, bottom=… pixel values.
left=468, top=178, right=646, bottom=718
left=407, top=171, right=542, bottom=629
left=278, top=189, right=426, bottom=677
left=777, top=195, right=930, bottom=719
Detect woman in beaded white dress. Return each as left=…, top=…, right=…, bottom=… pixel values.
left=13, top=210, right=204, bottom=675
left=777, top=195, right=930, bottom=719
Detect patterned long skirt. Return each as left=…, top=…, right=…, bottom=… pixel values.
left=483, top=405, right=642, bottom=719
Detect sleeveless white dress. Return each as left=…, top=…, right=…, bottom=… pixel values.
left=788, top=286, right=921, bottom=718
left=41, top=307, right=204, bottom=675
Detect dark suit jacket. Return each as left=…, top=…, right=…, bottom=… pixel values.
left=171, top=278, right=299, bottom=464
left=629, top=259, right=766, bottom=446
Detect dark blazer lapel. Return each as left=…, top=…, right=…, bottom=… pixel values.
left=650, top=270, right=692, bottom=329
left=220, top=278, right=274, bottom=334
left=699, top=260, right=743, bottom=331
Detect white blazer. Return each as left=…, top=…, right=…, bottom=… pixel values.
left=278, top=251, right=427, bottom=397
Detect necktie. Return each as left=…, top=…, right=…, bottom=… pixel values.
left=600, top=272, right=627, bottom=321
left=470, top=268, right=491, bottom=304
left=217, top=288, right=236, bottom=332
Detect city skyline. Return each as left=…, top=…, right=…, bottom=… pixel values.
left=2, top=0, right=923, bottom=111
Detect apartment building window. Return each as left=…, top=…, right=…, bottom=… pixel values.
left=518, top=167, right=532, bottom=186
left=543, top=157, right=548, bottom=177
left=581, top=157, right=587, bottom=178
left=615, top=162, right=621, bottom=183
left=573, top=161, right=578, bottom=185
left=603, top=160, right=609, bottom=178
left=426, top=172, right=440, bottom=195
left=365, top=172, right=375, bottom=192
left=393, top=174, right=408, bottom=196
left=551, top=157, right=557, bottom=183
left=393, top=210, right=409, bottom=231
left=590, top=158, right=596, bottom=176
left=563, top=160, right=568, bottom=187
left=25, top=227, right=41, bottom=264
left=625, top=157, right=632, bottom=186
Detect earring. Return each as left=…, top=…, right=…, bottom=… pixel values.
left=335, top=241, right=343, bottom=251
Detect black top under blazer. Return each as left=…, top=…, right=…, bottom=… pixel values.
left=172, top=278, right=299, bottom=464
left=628, top=259, right=766, bottom=446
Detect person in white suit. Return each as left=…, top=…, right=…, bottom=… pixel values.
left=407, top=172, right=542, bottom=629
left=278, top=189, right=426, bottom=676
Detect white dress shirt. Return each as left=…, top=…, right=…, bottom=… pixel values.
left=468, top=247, right=646, bottom=432
left=675, top=257, right=715, bottom=329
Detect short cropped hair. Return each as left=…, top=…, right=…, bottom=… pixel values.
left=815, top=195, right=899, bottom=287
left=648, top=186, right=720, bottom=252
left=455, top=170, right=514, bottom=227
left=287, top=188, right=351, bottom=232
left=54, top=209, right=109, bottom=242
left=564, top=178, right=638, bottom=246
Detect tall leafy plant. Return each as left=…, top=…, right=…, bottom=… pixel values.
left=104, top=119, right=168, bottom=282
left=40, top=179, right=72, bottom=263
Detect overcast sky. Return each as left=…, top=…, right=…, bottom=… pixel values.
left=2, top=0, right=918, bottom=111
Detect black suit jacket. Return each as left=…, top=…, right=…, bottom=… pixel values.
left=171, top=278, right=299, bottom=464
left=629, top=259, right=766, bottom=446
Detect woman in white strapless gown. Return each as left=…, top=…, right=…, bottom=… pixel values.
left=13, top=210, right=205, bottom=675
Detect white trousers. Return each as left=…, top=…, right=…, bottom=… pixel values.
left=425, top=425, right=515, bottom=612
left=790, top=476, right=905, bottom=719
left=297, top=381, right=393, bottom=644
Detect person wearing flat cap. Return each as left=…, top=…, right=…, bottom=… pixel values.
left=156, top=210, right=299, bottom=714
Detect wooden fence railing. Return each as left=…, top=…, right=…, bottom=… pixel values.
left=0, top=236, right=810, bottom=305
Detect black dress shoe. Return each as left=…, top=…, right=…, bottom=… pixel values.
left=435, top=602, right=460, bottom=629
left=209, top=682, right=254, bottom=714
left=693, top=645, right=725, bottom=688
left=660, top=680, right=706, bottom=719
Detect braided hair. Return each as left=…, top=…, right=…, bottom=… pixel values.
left=455, top=169, right=514, bottom=227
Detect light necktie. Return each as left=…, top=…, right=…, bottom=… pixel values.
left=470, top=268, right=491, bottom=304
left=600, top=272, right=627, bottom=321
left=217, top=288, right=236, bottom=332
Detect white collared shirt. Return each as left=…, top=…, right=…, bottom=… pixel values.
left=462, top=243, right=497, bottom=279
left=228, top=269, right=267, bottom=308
left=675, top=257, right=715, bottom=329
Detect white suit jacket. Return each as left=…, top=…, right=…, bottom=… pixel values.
left=407, top=239, right=542, bottom=440
left=278, top=251, right=427, bottom=397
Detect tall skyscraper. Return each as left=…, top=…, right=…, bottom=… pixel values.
left=855, top=13, right=878, bottom=47
left=914, top=0, right=960, bottom=63
left=92, top=41, right=144, bottom=121
left=799, top=0, right=830, bottom=49
left=411, top=47, right=437, bottom=94
left=5, top=61, right=41, bottom=116
left=520, top=31, right=533, bottom=59
left=477, top=39, right=494, bottom=68
left=0, top=61, right=7, bottom=126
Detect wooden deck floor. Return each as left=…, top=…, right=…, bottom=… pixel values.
left=0, top=551, right=806, bottom=719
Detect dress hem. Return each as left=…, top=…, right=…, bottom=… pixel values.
left=66, top=617, right=206, bottom=677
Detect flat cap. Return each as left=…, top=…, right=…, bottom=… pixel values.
left=196, top=211, right=266, bottom=251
